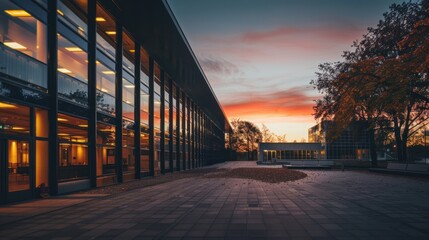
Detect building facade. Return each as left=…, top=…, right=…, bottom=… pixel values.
left=258, top=142, right=323, bottom=162
left=0, top=0, right=228, bottom=203
left=308, top=121, right=370, bottom=160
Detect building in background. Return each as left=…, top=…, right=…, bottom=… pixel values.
left=0, top=0, right=228, bottom=203
left=258, top=142, right=323, bottom=162
left=308, top=121, right=370, bottom=161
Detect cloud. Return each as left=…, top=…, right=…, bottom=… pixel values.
left=194, top=25, right=366, bottom=62
left=198, top=56, right=241, bottom=75
left=222, top=86, right=320, bottom=119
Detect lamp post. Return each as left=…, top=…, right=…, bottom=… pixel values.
left=424, top=129, right=429, bottom=163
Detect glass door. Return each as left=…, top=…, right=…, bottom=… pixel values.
left=8, top=140, right=30, bottom=192
left=0, top=139, right=32, bottom=202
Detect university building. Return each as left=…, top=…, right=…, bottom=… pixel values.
left=258, top=121, right=370, bottom=163
left=0, top=0, right=228, bottom=203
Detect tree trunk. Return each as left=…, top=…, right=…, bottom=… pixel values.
left=393, top=115, right=404, bottom=161
left=369, top=128, right=378, bottom=167
left=401, top=140, right=408, bottom=163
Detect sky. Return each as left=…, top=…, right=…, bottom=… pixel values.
left=167, top=0, right=404, bottom=142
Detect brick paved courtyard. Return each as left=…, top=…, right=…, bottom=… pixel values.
left=1, top=161, right=429, bottom=239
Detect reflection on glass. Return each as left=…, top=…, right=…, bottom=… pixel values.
left=0, top=101, right=30, bottom=135
left=122, top=78, right=134, bottom=105
left=96, top=122, right=116, bottom=176
left=140, top=47, right=150, bottom=86
left=0, top=1, right=47, bottom=88
left=123, top=121, right=134, bottom=173
left=122, top=31, right=135, bottom=74
left=57, top=113, right=89, bottom=181
left=97, top=90, right=115, bottom=115
left=58, top=0, right=88, bottom=39
left=8, top=140, right=30, bottom=192
left=58, top=34, right=87, bottom=82
left=96, top=4, right=115, bottom=60
left=96, top=62, right=115, bottom=96
left=140, top=125, right=149, bottom=173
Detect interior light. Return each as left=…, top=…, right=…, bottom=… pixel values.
left=129, top=49, right=135, bottom=53
left=4, top=42, right=27, bottom=50
left=78, top=26, right=85, bottom=32
left=85, top=60, right=100, bottom=64
left=105, top=31, right=116, bottom=35
left=57, top=117, right=68, bottom=122
left=58, top=68, right=72, bottom=74
left=58, top=133, right=70, bottom=136
left=96, top=17, right=106, bottom=22
left=101, top=88, right=109, bottom=93
left=0, top=102, right=17, bottom=108
left=102, top=70, right=115, bottom=75
left=78, top=124, right=88, bottom=128
left=57, top=10, right=64, bottom=16
left=65, top=47, right=83, bottom=52
left=4, top=10, right=31, bottom=17
left=12, top=127, right=25, bottom=130
left=124, top=85, right=135, bottom=88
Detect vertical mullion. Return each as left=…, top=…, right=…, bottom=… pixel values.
left=134, top=44, right=141, bottom=179
left=47, top=0, right=58, bottom=195
left=115, top=18, right=123, bottom=183
left=88, top=0, right=97, bottom=188
left=169, top=80, right=174, bottom=173
left=148, top=58, right=155, bottom=176
left=160, top=71, right=165, bottom=174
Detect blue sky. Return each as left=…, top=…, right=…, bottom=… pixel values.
left=167, top=0, right=406, bottom=141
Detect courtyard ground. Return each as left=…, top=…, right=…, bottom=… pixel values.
left=0, top=161, right=428, bottom=239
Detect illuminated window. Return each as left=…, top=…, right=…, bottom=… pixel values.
left=0, top=1, right=47, bottom=88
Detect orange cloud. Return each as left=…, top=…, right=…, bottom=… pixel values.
left=222, top=86, right=318, bottom=119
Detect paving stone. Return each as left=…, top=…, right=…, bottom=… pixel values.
left=0, top=162, right=429, bottom=239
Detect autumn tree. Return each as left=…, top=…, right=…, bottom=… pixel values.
left=312, top=0, right=429, bottom=163
left=230, top=119, right=262, bottom=160
left=261, top=124, right=287, bottom=142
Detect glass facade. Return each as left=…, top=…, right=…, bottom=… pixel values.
left=0, top=0, right=47, bottom=89
left=57, top=0, right=88, bottom=106
left=308, top=121, right=370, bottom=160
left=58, top=113, right=89, bottom=181
left=0, top=0, right=227, bottom=203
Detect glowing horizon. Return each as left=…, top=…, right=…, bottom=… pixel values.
left=168, top=0, right=405, bottom=141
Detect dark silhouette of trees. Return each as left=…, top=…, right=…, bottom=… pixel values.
left=230, top=119, right=262, bottom=160
left=261, top=124, right=287, bottom=143
left=312, top=0, right=429, bottom=163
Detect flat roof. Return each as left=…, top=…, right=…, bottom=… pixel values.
left=108, top=0, right=229, bottom=130
left=259, top=142, right=322, bottom=151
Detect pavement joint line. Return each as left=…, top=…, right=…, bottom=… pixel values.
left=0, top=172, right=213, bottom=229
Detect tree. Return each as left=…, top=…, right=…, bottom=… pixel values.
left=230, top=119, right=262, bottom=160
left=312, top=0, right=429, bottom=163
left=261, top=124, right=287, bottom=142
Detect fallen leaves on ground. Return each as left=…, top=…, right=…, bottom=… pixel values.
left=206, top=167, right=307, bottom=183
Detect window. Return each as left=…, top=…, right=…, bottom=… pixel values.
left=0, top=0, right=47, bottom=88
left=58, top=33, right=88, bottom=105
left=57, top=113, right=89, bottom=181
left=122, top=120, right=134, bottom=173
left=96, top=122, right=116, bottom=176
left=0, top=101, right=30, bottom=135
left=96, top=4, right=115, bottom=60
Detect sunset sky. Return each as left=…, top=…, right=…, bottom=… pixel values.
left=167, top=0, right=404, bottom=141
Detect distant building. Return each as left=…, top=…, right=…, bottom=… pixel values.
left=258, top=142, right=324, bottom=162
left=258, top=121, right=371, bottom=163
left=308, top=121, right=370, bottom=160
